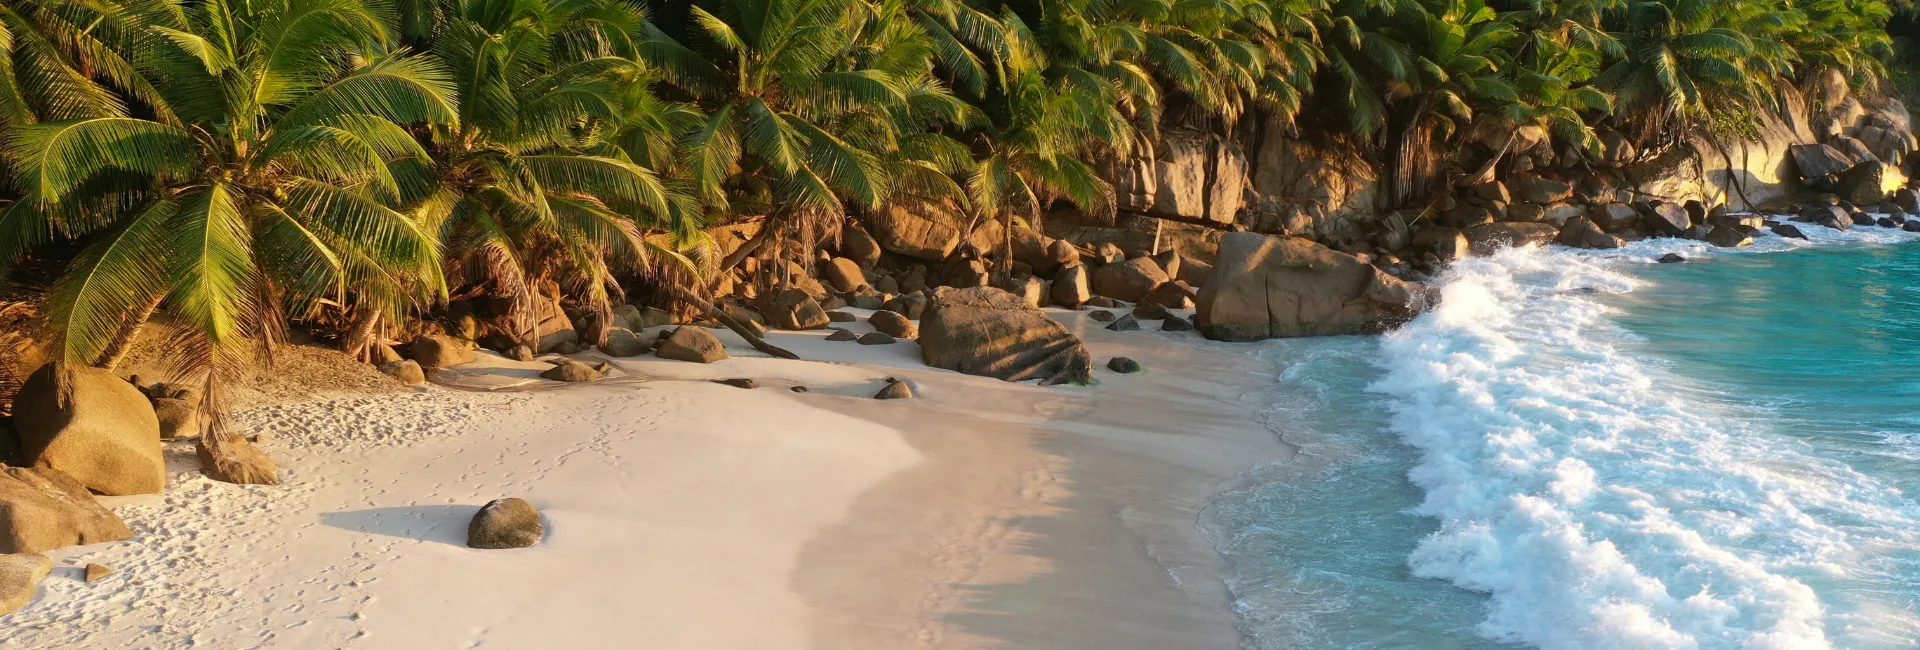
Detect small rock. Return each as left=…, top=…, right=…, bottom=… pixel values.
left=790, top=386, right=809, bottom=393
left=826, top=311, right=857, bottom=323
left=599, top=329, right=651, bottom=357
left=1162, top=317, right=1195, bottom=332
left=1772, top=224, right=1809, bottom=240
left=552, top=341, right=579, bottom=355
left=874, top=381, right=915, bottom=400
left=0, top=553, right=52, bottom=615
left=508, top=345, right=535, bottom=362
left=1105, top=315, right=1141, bottom=331
left=1107, top=357, right=1142, bottom=373
left=539, top=359, right=602, bottom=382
left=1088, top=310, right=1116, bottom=323
left=152, top=397, right=200, bottom=439
left=1657, top=253, right=1686, bottom=264
left=714, top=378, right=756, bottom=389
left=826, top=328, right=859, bottom=341
left=1086, top=296, right=1120, bottom=308
left=83, top=563, right=110, bottom=583
left=1132, top=302, right=1172, bottom=320
left=1906, top=221, right=1920, bottom=233
left=468, top=498, right=542, bottom=549
left=409, top=334, right=475, bottom=369
left=857, top=332, right=897, bottom=345
left=378, top=360, right=426, bottom=385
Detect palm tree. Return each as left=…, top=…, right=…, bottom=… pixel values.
left=0, top=0, right=451, bottom=404
left=404, top=0, right=689, bottom=352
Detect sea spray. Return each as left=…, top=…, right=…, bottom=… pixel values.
left=1370, top=237, right=1920, bottom=649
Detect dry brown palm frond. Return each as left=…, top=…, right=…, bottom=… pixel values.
left=0, top=300, right=40, bottom=416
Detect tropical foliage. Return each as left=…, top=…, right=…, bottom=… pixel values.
left=0, top=0, right=1906, bottom=395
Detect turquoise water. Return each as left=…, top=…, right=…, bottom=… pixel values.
left=1204, top=225, right=1920, bottom=649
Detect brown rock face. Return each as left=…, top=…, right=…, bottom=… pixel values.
left=919, top=287, right=1094, bottom=385
left=12, top=365, right=165, bottom=496
left=840, top=225, right=882, bottom=267
left=1050, top=265, right=1091, bottom=308
left=869, top=311, right=918, bottom=339
left=823, top=257, right=869, bottom=293
left=0, top=553, right=52, bottom=615
left=655, top=326, right=728, bottom=363
left=468, top=498, right=542, bottom=549
left=1195, top=233, right=1435, bottom=341
left=1557, top=216, right=1624, bottom=249
left=0, top=466, right=132, bottom=554
left=763, top=290, right=830, bottom=330
left=1090, top=257, right=1168, bottom=302
left=379, top=360, right=426, bottom=385
left=152, top=397, right=200, bottom=440
left=873, top=380, right=915, bottom=399
left=197, top=432, right=279, bottom=485
left=870, top=204, right=962, bottom=260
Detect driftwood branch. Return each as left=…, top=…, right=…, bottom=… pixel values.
left=658, top=285, right=799, bottom=360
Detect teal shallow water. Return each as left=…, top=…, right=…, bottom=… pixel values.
left=1203, top=227, right=1920, bottom=649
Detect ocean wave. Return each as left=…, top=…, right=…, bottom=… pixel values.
left=1370, top=229, right=1920, bottom=650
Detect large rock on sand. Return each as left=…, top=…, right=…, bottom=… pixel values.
left=656, top=326, right=727, bottom=363
left=919, top=286, right=1093, bottom=385
left=469, top=498, right=542, bottom=549
left=409, top=335, right=475, bottom=369
left=0, top=553, right=52, bottom=615
left=869, top=310, right=918, bottom=339
left=1091, top=257, right=1167, bottom=302
left=764, top=290, right=830, bottom=331
left=1196, top=233, right=1434, bottom=341
left=0, top=466, right=132, bottom=554
left=1051, top=265, right=1091, bottom=308
left=12, top=365, right=164, bottom=496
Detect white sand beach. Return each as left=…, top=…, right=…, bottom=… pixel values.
left=1, top=308, right=1289, bottom=649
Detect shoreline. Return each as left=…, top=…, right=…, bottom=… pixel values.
left=0, top=307, right=1294, bottom=649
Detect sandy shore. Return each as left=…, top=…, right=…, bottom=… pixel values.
left=0, top=307, right=1290, bottom=649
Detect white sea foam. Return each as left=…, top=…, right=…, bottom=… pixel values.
left=1370, top=230, right=1920, bottom=649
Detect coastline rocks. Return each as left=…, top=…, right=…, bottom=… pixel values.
left=655, top=327, right=727, bottom=363
left=1897, top=188, right=1919, bottom=213
left=0, top=553, right=52, bottom=615
left=1837, top=161, right=1891, bottom=205
left=378, top=360, right=426, bottom=385
left=1091, top=257, right=1168, bottom=302
left=1658, top=253, right=1687, bottom=264
left=1463, top=222, right=1559, bottom=255
left=883, top=295, right=928, bottom=320
left=764, top=290, right=830, bottom=331
left=1088, top=310, right=1116, bottom=323
left=1162, top=316, right=1195, bottom=332
left=1106, top=357, right=1142, bottom=374
left=869, top=311, right=917, bottom=339
left=1131, top=302, right=1172, bottom=320
left=1557, top=216, right=1623, bottom=249
left=1106, top=314, right=1141, bottom=331
left=12, top=365, right=165, bottom=496
left=197, top=432, right=278, bottom=485
left=0, top=466, right=132, bottom=554
left=826, top=328, right=858, bottom=342
left=1589, top=204, right=1640, bottom=232
left=1508, top=174, right=1574, bottom=204
left=1795, top=206, right=1852, bottom=230
left=468, top=498, right=542, bottom=549
left=1196, top=233, right=1434, bottom=341
left=508, top=345, right=535, bottom=362
left=871, top=204, right=962, bottom=261
left=1706, top=225, right=1753, bottom=248
left=918, top=286, right=1094, bottom=385
left=826, top=311, right=857, bottom=323
left=840, top=225, right=883, bottom=267
left=1643, top=202, right=1692, bottom=237
left=1771, top=223, right=1809, bottom=239
left=857, top=332, right=897, bottom=345
left=1051, top=265, right=1092, bottom=308
left=1790, top=143, right=1855, bottom=179
left=874, top=380, right=915, bottom=400
left=409, top=335, right=475, bottom=370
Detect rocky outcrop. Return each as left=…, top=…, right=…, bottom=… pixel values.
left=1091, top=257, right=1167, bottom=302
left=1195, top=233, right=1434, bottom=341
left=12, top=365, right=165, bottom=496
left=869, top=310, right=918, bottom=339
left=918, top=286, right=1093, bottom=385
left=468, top=498, right=542, bottom=549
left=1051, top=265, right=1091, bottom=308
left=198, top=432, right=278, bottom=485
left=1463, top=222, right=1559, bottom=255
left=870, top=203, right=962, bottom=260
left=1557, top=216, right=1623, bottom=249
left=409, top=335, right=475, bottom=369
left=763, top=290, right=829, bottom=330
left=0, top=466, right=132, bottom=554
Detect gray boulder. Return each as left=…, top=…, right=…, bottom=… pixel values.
left=1090, top=257, right=1167, bottom=302
left=918, top=287, right=1093, bottom=385
left=1196, top=234, right=1434, bottom=341
left=600, top=328, right=651, bottom=357
left=857, top=332, right=897, bottom=345
left=874, top=380, right=915, bottom=400
left=1705, top=225, right=1753, bottom=248
left=1790, top=143, right=1855, bottom=179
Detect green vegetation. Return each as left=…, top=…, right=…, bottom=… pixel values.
left=0, top=0, right=1906, bottom=394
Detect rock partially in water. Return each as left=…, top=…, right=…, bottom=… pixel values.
left=1657, top=253, right=1687, bottom=264
left=1107, top=357, right=1143, bottom=373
